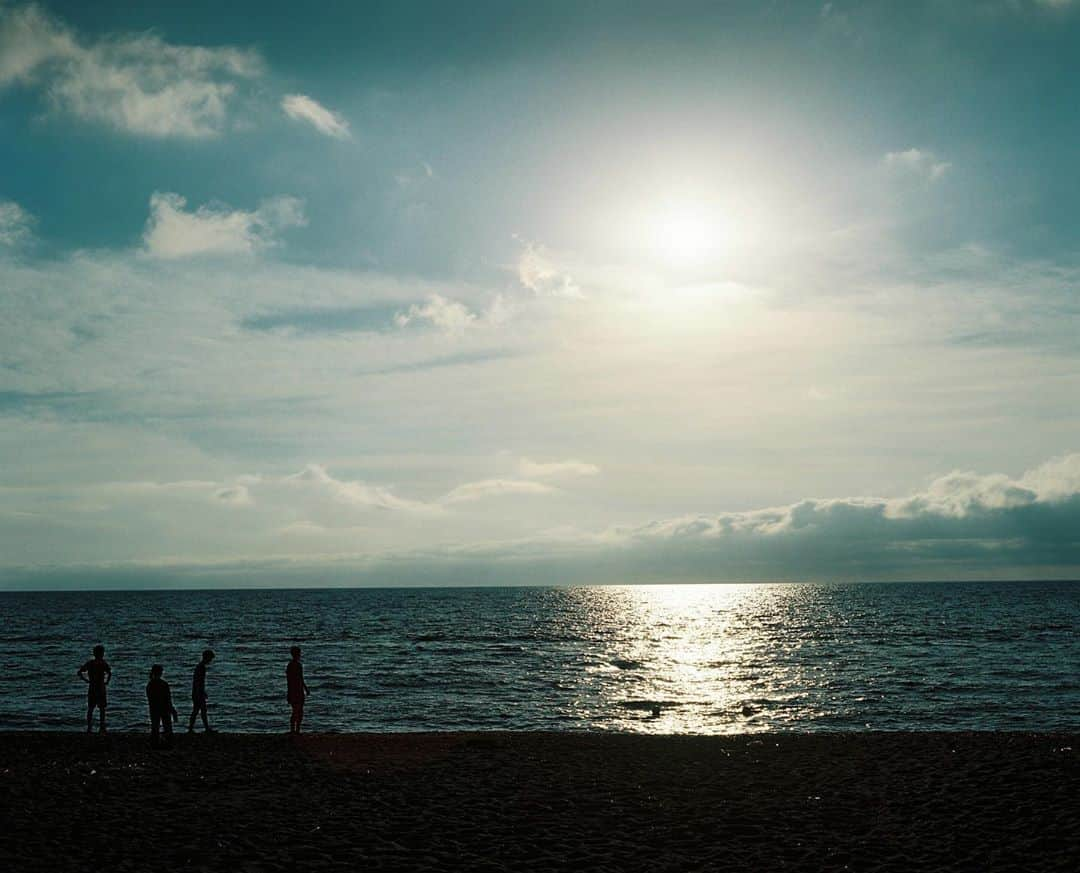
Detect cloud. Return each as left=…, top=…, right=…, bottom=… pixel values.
left=214, top=485, right=252, bottom=506
left=281, top=93, right=351, bottom=139
left=395, top=294, right=477, bottom=335
left=601, top=454, right=1080, bottom=578
left=241, top=304, right=401, bottom=335
left=517, top=242, right=581, bottom=297
left=439, top=478, right=556, bottom=504
left=142, top=192, right=306, bottom=259
left=4, top=454, right=1080, bottom=585
left=282, top=464, right=429, bottom=513
left=394, top=162, right=434, bottom=187
left=0, top=199, right=33, bottom=245
left=517, top=457, right=600, bottom=479
left=884, top=148, right=951, bottom=182
left=0, top=3, right=263, bottom=137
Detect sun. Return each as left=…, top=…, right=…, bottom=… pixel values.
left=652, top=204, right=716, bottom=264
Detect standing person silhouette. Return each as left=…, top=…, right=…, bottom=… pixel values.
left=146, top=664, right=178, bottom=747
left=187, top=649, right=216, bottom=733
left=286, top=646, right=310, bottom=734
left=77, top=644, right=111, bottom=734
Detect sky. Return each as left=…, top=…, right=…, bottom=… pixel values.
left=1, top=0, right=1080, bottom=588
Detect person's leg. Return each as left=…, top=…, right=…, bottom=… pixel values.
left=99, top=703, right=107, bottom=734
left=188, top=703, right=198, bottom=732
left=162, top=713, right=173, bottom=746
left=289, top=704, right=297, bottom=733
left=201, top=702, right=210, bottom=730
left=294, top=702, right=303, bottom=734
left=150, top=712, right=160, bottom=746
left=86, top=700, right=94, bottom=733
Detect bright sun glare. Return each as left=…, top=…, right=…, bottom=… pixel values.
left=652, top=205, right=716, bottom=264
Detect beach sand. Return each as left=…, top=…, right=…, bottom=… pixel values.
left=1, top=731, right=1076, bottom=872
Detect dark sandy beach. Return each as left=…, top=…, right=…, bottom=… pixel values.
left=1, top=731, right=1076, bottom=872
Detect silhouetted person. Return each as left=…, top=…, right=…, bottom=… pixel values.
left=187, top=649, right=216, bottom=733
left=286, top=646, right=310, bottom=734
left=77, top=644, right=111, bottom=734
left=146, top=664, right=178, bottom=747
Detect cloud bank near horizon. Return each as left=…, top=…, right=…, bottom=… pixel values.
left=3, top=454, right=1079, bottom=588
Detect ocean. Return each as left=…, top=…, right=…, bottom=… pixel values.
left=1, top=582, right=1077, bottom=734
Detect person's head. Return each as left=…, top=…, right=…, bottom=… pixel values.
left=93, top=644, right=105, bottom=659
left=150, top=664, right=163, bottom=678
left=290, top=646, right=301, bottom=660
left=202, top=649, right=215, bottom=664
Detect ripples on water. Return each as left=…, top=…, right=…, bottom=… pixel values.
left=1, top=582, right=1077, bottom=733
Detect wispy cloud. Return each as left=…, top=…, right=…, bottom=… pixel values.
left=142, top=192, right=306, bottom=259
left=439, top=479, right=556, bottom=504
left=394, top=294, right=477, bottom=335
left=281, top=93, right=351, bottom=139
left=884, top=147, right=951, bottom=182
left=0, top=3, right=262, bottom=137
left=517, top=457, right=600, bottom=479
left=282, top=464, right=430, bottom=513
left=0, top=198, right=33, bottom=246
left=517, top=241, right=581, bottom=297
left=240, top=305, right=401, bottom=335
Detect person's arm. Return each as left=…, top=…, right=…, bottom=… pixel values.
left=104, top=663, right=112, bottom=685
left=302, top=665, right=310, bottom=696
left=77, top=663, right=88, bottom=683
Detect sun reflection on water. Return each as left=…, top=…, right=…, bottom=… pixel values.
left=567, top=584, right=805, bottom=734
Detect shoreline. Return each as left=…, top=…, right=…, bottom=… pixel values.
left=2, top=731, right=1077, bottom=871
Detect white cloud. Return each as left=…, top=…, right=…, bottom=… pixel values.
left=394, top=162, right=434, bottom=187
left=518, top=457, right=600, bottom=479
left=517, top=242, right=581, bottom=297
left=884, top=148, right=951, bottom=182
left=395, top=294, right=477, bottom=335
left=439, top=479, right=556, bottom=504
left=8, top=453, right=1080, bottom=585
left=142, top=192, right=306, bottom=259
left=0, top=3, right=262, bottom=137
left=282, top=464, right=429, bottom=513
left=629, top=454, right=1080, bottom=544
left=0, top=199, right=33, bottom=245
left=281, top=93, right=351, bottom=139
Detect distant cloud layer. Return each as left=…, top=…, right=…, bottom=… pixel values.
left=5, top=454, right=1080, bottom=587
left=281, top=94, right=351, bottom=139
left=599, top=454, right=1080, bottom=581
left=0, top=3, right=262, bottom=137
left=142, top=192, right=306, bottom=258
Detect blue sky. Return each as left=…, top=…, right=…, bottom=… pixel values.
left=2, top=0, right=1079, bottom=587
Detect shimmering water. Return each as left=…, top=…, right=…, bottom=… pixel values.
left=1, top=582, right=1077, bottom=733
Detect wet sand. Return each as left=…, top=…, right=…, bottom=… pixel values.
left=1, top=731, right=1076, bottom=872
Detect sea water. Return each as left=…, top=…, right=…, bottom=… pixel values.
left=1, top=582, right=1077, bottom=733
